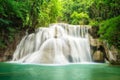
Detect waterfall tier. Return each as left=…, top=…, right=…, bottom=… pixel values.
left=12, top=23, right=92, bottom=64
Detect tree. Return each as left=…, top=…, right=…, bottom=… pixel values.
left=0, top=0, right=62, bottom=50
left=61, top=0, right=93, bottom=24
left=70, top=12, right=89, bottom=24
left=88, top=0, right=120, bottom=21
left=26, top=0, right=62, bottom=27
left=89, top=0, right=120, bottom=52
left=0, top=0, right=27, bottom=49
left=99, top=16, right=120, bottom=50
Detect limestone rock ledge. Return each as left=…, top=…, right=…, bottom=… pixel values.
left=88, top=26, right=120, bottom=64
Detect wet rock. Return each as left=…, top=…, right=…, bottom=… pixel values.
left=92, top=45, right=109, bottom=63
left=93, top=50, right=104, bottom=62
left=3, top=32, right=25, bottom=61
left=0, top=56, right=4, bottom=62
left=108, top=46, right=120, bottom=64
left=88, top=25, right=110, bottom=63
left=88, top=26, right=100, bottom=39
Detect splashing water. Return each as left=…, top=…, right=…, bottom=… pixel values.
left=12, top=23, right=92, bottom=64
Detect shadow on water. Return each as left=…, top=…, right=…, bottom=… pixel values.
left=0, top=62, right=120, bottom=80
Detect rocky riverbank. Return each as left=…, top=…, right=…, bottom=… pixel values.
left=89, top=26, right=120, bottom=64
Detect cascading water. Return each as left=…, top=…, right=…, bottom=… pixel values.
left=12, top=23, right=92, bottom=64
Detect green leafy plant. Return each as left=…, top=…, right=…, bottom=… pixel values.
left=99, top=16, right=120, bottom=50
left=70, top=12, right=89, bottom=25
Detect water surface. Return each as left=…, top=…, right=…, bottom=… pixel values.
left=0, top=62, right=120, bottom=80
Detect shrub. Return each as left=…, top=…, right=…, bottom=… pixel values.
left=99, top=16, right=120, bottom=50
left=70, top=12, right=89, bottom=25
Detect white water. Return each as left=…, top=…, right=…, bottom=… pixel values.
left=12, top=23, right=92, bottom=64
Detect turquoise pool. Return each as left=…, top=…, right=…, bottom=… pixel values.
left=0, top=62, right=120, bottom=80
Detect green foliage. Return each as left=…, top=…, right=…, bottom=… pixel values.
left=0, top=18, right=12, bottom=27
left=89, top=20, right=99, bottom=27
left=0, top=0, right=63, bottom=49
left=0, top=0, right=27, bottom=26
left=61, top=0, right=93, bottom=24
left=38, top=0, right=62, bottom=27
left=0, top=0, right=120, bottom=52
left=70, top=12, right=89, bottom=25
left=0, top=39, right=6, bottom=48
left=0, top=0, right=24, bottom=49
left=88, top=0, right=120, bottom=52
left=26, top=0, right=62, bottom=27
left=99, top=16, right=120, bottom=50
left=27, top=0, right=43, bottom=28
left=89, top=0, right=120, bottom=21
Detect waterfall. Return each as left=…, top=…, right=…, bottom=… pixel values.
left=12, top=23, right=92, bottom=64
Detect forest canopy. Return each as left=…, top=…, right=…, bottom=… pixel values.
left=0, top=0, right=120, bottom=52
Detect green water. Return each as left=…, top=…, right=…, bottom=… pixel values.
left=0, top=62, right=120, bottom=80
